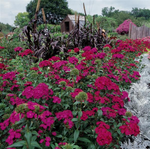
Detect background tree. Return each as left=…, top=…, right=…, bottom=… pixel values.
left=14, top=12, right=30, bottom=28
left=26, top=0, right=72, bottom=24
left=102, top=6, right=119, bottom=17
left=0, top=22, right=15, bottom=34
left=131, top=8, right=150, bottom=20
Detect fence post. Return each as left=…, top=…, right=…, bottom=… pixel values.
left=129, top=23, right=131, bottom=38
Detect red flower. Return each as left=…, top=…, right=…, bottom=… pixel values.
left=18, top=49, right=33, bottom=57
left=0, top=63, right=5, bottom=69
left=39, top=60, right=52, bottom=68
left=0, top=46, right=5, bottom=49
left=119, top=122, right=140, bottom=136
left=74, top=48, right=79, bottom=53
left=96, top=129, right=112, bottom=146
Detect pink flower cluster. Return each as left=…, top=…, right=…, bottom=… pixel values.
left=101, top=107, right=117, bottom=118
left=56, top=110, right=74, bottom=129
left=0, top=46, right=5, bottom=49
left=119, top=121, right=140, bottom=136
left=39, top=60, right=52, bottom=68
left=68, top=56, right=78, bottom=64
left=3, top=71, right=16, bottom=80
left=40, top=136, right=51, bottom=146
left=52, top=96, right=61, bottom=104
left=80, top=107, right=98, bottom=121
left=6, top=129, right=21, bottom=145
left=116, top=19, right=136, bottom=34
left=0, top=62, right=5, bottom=69
left=49, top=56, right=60, bottom=61
left=14, top=47, right=23, bottom=52
left=95, top=121, right=112, bottom=146
left=7, top=94, right=27, bottom=105
left=112, top=54, right=124, bottom=59
left=18, top=49, right=33, bottom=57
left=22, top=83, right=53, bottom=100
left=95, top=76, right=119, bottom=91
left=70, top=88, right=83, bottom=98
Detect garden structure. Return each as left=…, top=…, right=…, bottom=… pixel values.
left=60, top=15, right=85, bottom=33
left=129, top=24, right=150, bottom=39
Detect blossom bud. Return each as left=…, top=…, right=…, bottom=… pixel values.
left=103, top=47, right=109, bottom=51
left=2, top=114, right=10, bottom=120
left=17, top=68, right=24, bottom=72
left=69, top=64, right=75, bottom=69
left=6, top=66, right=13, bottom=70
left=79, top=50, right=84, bottom=54
left=92, top=74, right=98, bottom=79
left=17, top=73, right=24, bottom=78
left=59, top=51, right=64, bottom=55
left=95, top=59, right=101, bottom=65
left=125, top=111, right=132, bottom=117
left=30, top=72, right=38, bottom=78
left=59, top=81, right=66, bottom=86
left=70, top=68, right=79, bottom=76
left=0, top=103, right=6, bottom=109
left=5, top=108, right=11, bottom=113
left=34, top=105, right=40, bottom=113
left=87, top=75, right=92, bottom=79
left=75, top=91, right=87, bottom=101
left=66, top=86, right=73, bottom=92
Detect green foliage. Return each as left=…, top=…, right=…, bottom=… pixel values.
left=14, top=12, right=30, bottom=28
left=26, top=0, right=72, bottom=24
left=0, top=22, right=15, bottom=34
left=37, top=24, right=61, bottom=33
left=101, top=6, right=150, bottom=28
left=0, top=29, right=26, bottom=59
left=95, top=16, right=117, bottom=31
left=131, top=7, right=150, bottom=20
left=102, top=6, right=119, bottom=17
left=117, top=35, right=130, bottom=41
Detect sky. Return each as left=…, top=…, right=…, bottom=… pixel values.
left=0, top=0, right=150, bottom=26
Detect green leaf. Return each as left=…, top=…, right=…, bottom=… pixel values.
left=31, top=141, right=42, bottom=149
left=56, top=135, right=63, bottom=138
left=87, top=144, right=96, bottom=149
left=72, top=118, right=78, bottom=122
left=74, top=101, right=80, bottom=105
left=7, top=141, right=26, bottom=147
left=78, top=111, right=82, bottom=119
left=31, top=136, right=37, bottom=141
left=50, top=143, right=55, bottom=149
left=117, top=123, right=122, bottom=127
left=97, top=110, right=102, bottom=117
left=78, top=137, right=91, bottom=143
left=25, top=131, right=32, bottom=145
left=32, top=131, right=39, bottom=136
left=74, top=130, right=79, bottom=143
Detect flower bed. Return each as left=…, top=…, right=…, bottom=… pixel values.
left=0, top=39, right=149, bottom=149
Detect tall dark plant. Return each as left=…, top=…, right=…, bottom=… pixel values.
left=67, top=17, right=110, bottom=50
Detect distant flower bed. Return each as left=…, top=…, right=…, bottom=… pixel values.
left=0, top=39, right=149, bottom=149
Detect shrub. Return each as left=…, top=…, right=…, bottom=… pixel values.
left=116, top=19, right=137, bottom=35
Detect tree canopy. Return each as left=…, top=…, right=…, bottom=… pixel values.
left=26, top=0, right=72, bottom=24
left=131, top=7, right=150, bottom=20
left=14, top=12, right=30, bottom=28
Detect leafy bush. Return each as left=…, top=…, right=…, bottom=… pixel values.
left=37, top=24, right=61, bottom=33
left=0, top=38, right=149, bottom=148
